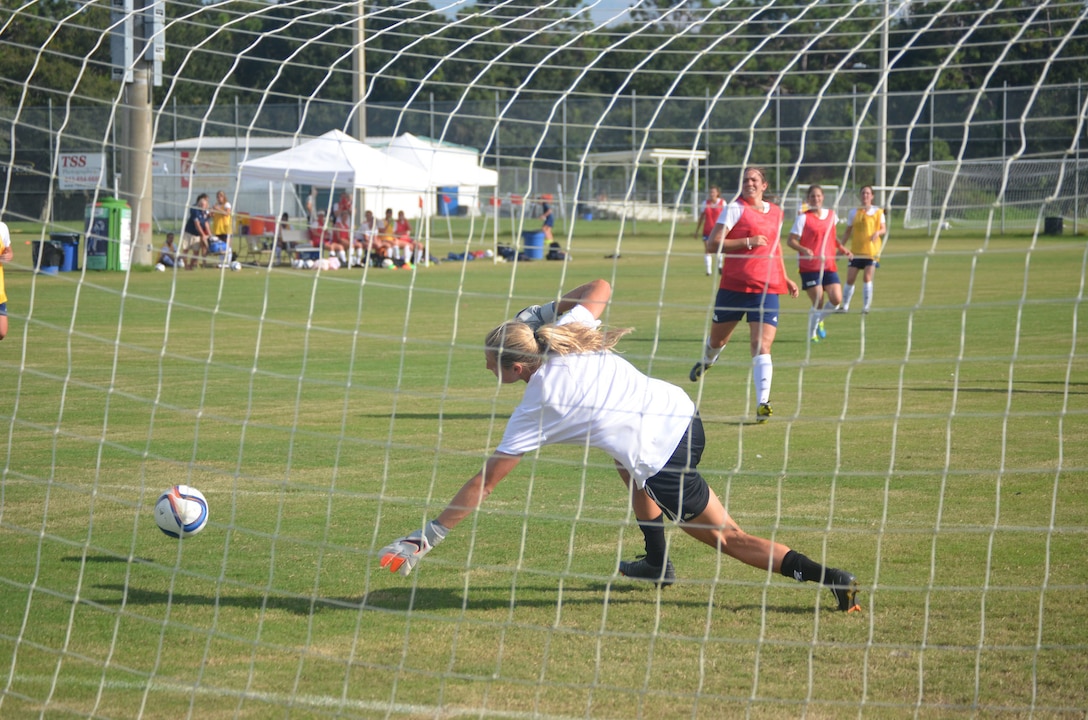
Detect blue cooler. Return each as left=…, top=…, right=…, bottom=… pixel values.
left=521, top=230, right=545, bottom=260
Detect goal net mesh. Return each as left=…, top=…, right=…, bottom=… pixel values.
left=2, top=1, right=1086, bottom=718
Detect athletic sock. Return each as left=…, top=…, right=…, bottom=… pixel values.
left=638, top=513, right=668, bottom=567
left=863, top=281, right=873, bottom=310
left=842, top=283, right=856, bottom=308
left=808, top=309, right=819, bottom=337
left=780, top=550, right=827, bottom=584
left=704, top=254, right=713, bottom=274
left=753, top=353, right=772, bottom=404
left=702, top=341, right=724, bottom=366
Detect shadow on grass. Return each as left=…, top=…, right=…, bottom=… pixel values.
left=91, top=578, right=817, bottom=616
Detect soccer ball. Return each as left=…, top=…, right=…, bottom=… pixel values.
left=154, top=485, right=209, bottom=538
left=304, top=259, right=315, bottom=269
left=382, top=258, right=394, bottom=269
left=230, top=261, right=242, bottom=271
left=154, top=262, right=166, bottom=272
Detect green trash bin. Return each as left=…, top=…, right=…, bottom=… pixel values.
left=84, top=198, right=132, bottom=271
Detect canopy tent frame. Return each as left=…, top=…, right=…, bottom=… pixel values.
left=582, top=148, right=708, bottom=222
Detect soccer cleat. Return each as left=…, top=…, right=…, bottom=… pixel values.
left=756, top=403, right=773, bottom=423
left=826, top=568, right=861, bottom=612
left=810, top=332, right=821, bottom=343
left=862, top=306, right=870, bottom=315
left=816, top=320, right=827, bottom=339
left=689, top=361, right=713, bottom=382
left=619, top=555, right=676, bottom=587
left=838, top=304, right=849, bottom=313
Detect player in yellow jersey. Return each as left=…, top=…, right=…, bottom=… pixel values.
left=841, top=185, right=885, bottom=314
left=0, top=217, right=12, bottom=340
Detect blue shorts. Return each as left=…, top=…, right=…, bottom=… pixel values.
left=849, top=258, right=877, bottom=270
left=0, top=302, right=6, bottom=317
left=643, top=415, right=711, bottom=523
left=799, top=270, right=841, bottom=290
left=711, top=288, right=780, bottom=326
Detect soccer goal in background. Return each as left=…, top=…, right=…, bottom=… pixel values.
left=905, top=159, right=1088, bottom=235
left=2, top=2, right=1087, bottom=718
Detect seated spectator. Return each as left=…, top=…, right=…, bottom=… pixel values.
left=389, top=210, right=417, bottom=262
left=158, top=232, right=180, bottom=268
left=274, top=212, right=292, bottom=264
left=309, top=211, right=329, bottom=247
left=355, top=209, right=388, bottom=265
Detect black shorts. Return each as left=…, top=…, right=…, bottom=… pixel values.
left=642, top=415, right=712, bottom=523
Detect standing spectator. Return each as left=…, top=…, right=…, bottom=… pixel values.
left=210, top=190, right=233, bottom=264
left=337, top=190, right=353, bottom=219
left=0, top=217, right=12, bottom=341
left=540, top=200, right=555, bottom=243
left=696, top=185, right=726, bottom=275
left=841, top=185, right=885, bottom=314
left=786, top=185, right=852, bottom=342
left=376, top=309, right=861, bottom=614
left=181, top=193, right=212, bottom=269
left=689, top=167, right=799, bottom=424
left=305, top=187, right=318, bottom=223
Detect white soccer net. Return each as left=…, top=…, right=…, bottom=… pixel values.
left=905, top=159, right=1088, bottom=233
left=2, top=1, right=1086, bottom=718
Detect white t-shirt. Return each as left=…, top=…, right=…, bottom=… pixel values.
left=846, top=206, right=880, bottom=227
left=496, top=351, right=696, bottom=485
left=0, top=221, right=10, bottom=251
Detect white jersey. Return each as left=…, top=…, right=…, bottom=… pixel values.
left=496, top=351, right=696, bottom=485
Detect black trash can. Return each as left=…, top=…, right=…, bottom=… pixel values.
left=1044, top=216, right=1063, bottom=235
left=31, top=237, right=65, bottom=273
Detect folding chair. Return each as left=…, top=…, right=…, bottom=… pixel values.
left=240, top=234, right=271, bottom=266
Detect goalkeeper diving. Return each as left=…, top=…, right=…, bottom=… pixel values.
left=379, top=280, right=861, bottom=612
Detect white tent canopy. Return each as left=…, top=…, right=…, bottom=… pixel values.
left=237, top=129, right=433, bottom=219
left=383, top=133, right=498, bottom=188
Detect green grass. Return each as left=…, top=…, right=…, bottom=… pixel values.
left=1, top=220, right=1086, bottom=718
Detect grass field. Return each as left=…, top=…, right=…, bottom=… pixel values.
left=1, top=219, right=1086, bottom=719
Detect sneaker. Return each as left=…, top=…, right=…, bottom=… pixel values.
left=816, top=321, right=827, bottom=339
left=619, top=555, right=676, bottom=587
left=826, top=568, right=861, bottom=612
left=810, top=332, right=821, bottom=343
left=689, top=361, right=713, bottom=382
left=756, top=403, right=773, bottom=423
left=862, top=306, right=870, bottom=315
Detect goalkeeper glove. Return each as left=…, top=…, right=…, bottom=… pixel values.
left=379, top=520, right=449, bottom=576
left=514, top=301, right=557, bottom=329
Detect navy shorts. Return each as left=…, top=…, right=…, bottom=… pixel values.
left=799, top=270, right=841, bottom=290
left=849, top=258, right=877, bottom=270
left=0, top=302, right=6, bottom=317
left=712, top=288, right=780, bottom=326
left=643, top=415, right=712, bottom=523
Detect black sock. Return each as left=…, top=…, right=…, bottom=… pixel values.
left=780, top=550, right=827, bottom=584
left=638, top=514, right=667, bottom=567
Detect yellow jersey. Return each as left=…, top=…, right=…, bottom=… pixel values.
left=847, top=207, right=884, bottom=261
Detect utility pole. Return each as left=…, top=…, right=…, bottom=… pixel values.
left=113, top=0, right=162, bottom=267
